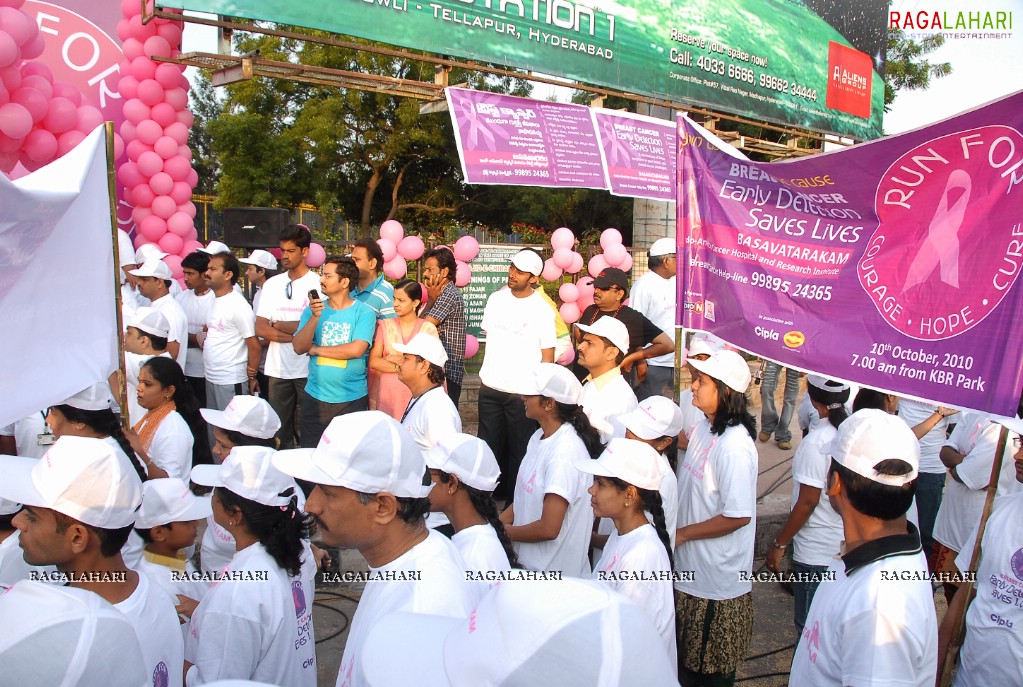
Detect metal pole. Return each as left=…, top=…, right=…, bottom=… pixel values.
left=105, top=121, right=130, bottom=428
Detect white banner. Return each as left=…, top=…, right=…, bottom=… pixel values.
left=0, top=126, right=117, bottom=430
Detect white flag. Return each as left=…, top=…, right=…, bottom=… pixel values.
left=0, top=126, right=117, bottom=430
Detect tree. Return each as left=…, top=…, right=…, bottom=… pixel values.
left=187, top=70, right=223, bottom=195
left=883, top=30, right=952, bottom=112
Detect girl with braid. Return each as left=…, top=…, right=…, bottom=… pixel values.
left=425, top=434, right=519, bottom=598
left=577, top=438, right=677, bottom=666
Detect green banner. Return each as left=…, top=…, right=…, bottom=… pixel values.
left=166, top=0, right=886, bottom=139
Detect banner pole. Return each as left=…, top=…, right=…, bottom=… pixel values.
left=105, top=121, right=130, bottom=428
left=937, top=423, right=1008, bottom=686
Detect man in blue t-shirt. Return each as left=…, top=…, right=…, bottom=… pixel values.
left=293, top=256, right=376, bottom=448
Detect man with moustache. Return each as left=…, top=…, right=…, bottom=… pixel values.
left=176, top=250, right=214, bottom=407
left=476, top=248, right=557, bottom=501
left=202, top=252, right=260, bottom=411
left=274, top=412, right=476, bottom=687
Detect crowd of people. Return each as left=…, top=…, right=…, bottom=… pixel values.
left=1, top=226, right=1020, bottom=687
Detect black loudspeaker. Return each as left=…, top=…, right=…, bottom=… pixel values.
left=222, top=208, right=290, bottom=248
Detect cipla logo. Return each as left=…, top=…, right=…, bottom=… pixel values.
left=292, top=580, right=307, bottom=617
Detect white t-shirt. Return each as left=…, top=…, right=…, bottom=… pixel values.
left=146, top=411, right=193, bottom=480
left=134, top=551, right=210, bottom=607
left=116, top=571, right=184, bottom=687
left=257, top=271, right=322, bottom=380
left=175, top=288, right=215, bottom=378
left=953, top=492, right=1023, bottom=687
left=579, top=368, right=638, bottom=443
left=898, top=399, right=952, bottom=474
left=933, top=413, right=1022, bottom=552
left=789, top=549, right=937, bottom=687
left=452, top=523, right=512, bottom=596
left=0, top=531, right=57, bottom=590
left=592, top=524, right=676, bottom=664
left=790, top=423, right=844, bottom=567
left=512, top=424, right=593, bottom=578
left=479, top=288, right=556, bottom=393
left=400, top=386, right=462, bottom=452
left=654, top=452, right=679, bottom=548
left=151, top=293, right=189, bottom=371
left=336, top=530, right=475, bottom=687
left=628, top=271, right=676, bottom=367
left=674, top=418, right=757, bottom=600
left=185, top=543, right=316, bottom=687
left=203, top=291, right=256, bottom=385
left=0, top=412, right=49, bottom=459
left=126, top=351, right=171, bottom=427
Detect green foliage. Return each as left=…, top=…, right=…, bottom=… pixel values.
left=883, top=30, right=952, bottom=113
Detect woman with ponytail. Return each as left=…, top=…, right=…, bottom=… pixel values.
left=501, top=363, right=600, bottom=578
left=577, top=437, right=677, bottom=665
left=424, top=434, right=520, bottom=598
left=765, top=375, right=851, bottom=634
left=185, top=445, right=317, bottom=685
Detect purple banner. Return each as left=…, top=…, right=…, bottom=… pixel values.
left=593, top=109, right=676, bottom=201
left=677, top=92, right=1023, bottom=416
left=446, top=88, right=606, bottom=189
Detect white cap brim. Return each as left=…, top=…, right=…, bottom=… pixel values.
left=0, top=456, right=45, bottom=511
left=199, top=408, right=240, bottom=434
left=135, top=495, right=212, bottom=529
left=573, top=456, right=615, bottom=478
left=363, top=611, right=460, bottom=687
left=996, top=416, right=1023, bottom=435
left=272, top=449, right=340, bottom=486
left=189, top=464, right=225, bottom=489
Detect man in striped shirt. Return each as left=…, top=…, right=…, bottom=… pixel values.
left=350, top=238, right=396, bottom=320
left=422, top=246, right=467, bottom=404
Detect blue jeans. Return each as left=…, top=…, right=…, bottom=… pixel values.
left=915, top=471, right=946, bottom=561
left=793, top=560, right=830, bottom=635
left=760, top=363, right=799, bottom=442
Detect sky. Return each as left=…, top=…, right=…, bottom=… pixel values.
left=180, top=0, right=1023, bottom=137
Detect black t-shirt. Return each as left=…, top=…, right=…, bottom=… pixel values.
left=570, top=305, right=663, bottom=380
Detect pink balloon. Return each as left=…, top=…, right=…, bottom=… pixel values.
left=0, top=30, right=18, bottom=69
left=0, top=149, right=16, bottom=172
left=12, top=87, right=46, bottom=122
left=131, top=182, right=155, bottom=208
left=600, top=228, right=623, bottom=250
left=185, top=168, right=198, bottom=188
left=56, top=129, right=86, bottom=156
left=455, top=260, right=471, bottom=287
left=162, top=253, right=183, bottom=277
left=164, top=121, right=188, bottom=145
left=377, top=237, right=397, bottom=262
left=43, top=97, right=77, bottom=133
left=135, top=118, right=161, bottom=145
left=552, top=247, right=574, bottom=270
left=0, top=130, right=19, bottom=153
left=116, top=18, right=132, bottom=42
left=170, top=180, right=191, bottom=204
left=123, top=99, right=150, bottom=124
left=166, top=211, right=192, bottom=236
left=383, top=257, right=407, bottom=280
left=20, top=62, right=51, bottom=82
left=559, top=302, right=581, bottom=324
left=157, top=231, right=182, bottom=255
left=23, top=127, right=56, bottom=162
left=163, top=87, right=187, bottom=111
left=117, top=160, right=143, bottom=188
left=129, top=55, right=155, bottom=82
left=143, top=35, right=171, bottom=59
left=120, top=0, right=142, bottom=17
left=138, top=215, right=167, bottom=241
left=117, top=74, right=139, bottom=100
left=177, top=144, right=191, bottom=160
left=20, top=33, right=44, bottom=60
left=151, top=194, right=176, bottom=219
left=75, top=105, right=103, bottom=134
left=163, top=154, right=190, bottom=181
left=131, top=205, right=152, bottom=224
left=619, top=252, right=633, bottom=272
left=587, top=254, right=609, bottom=278
left=119, top=119, right=136, bottom=141
left=577, top=292, right=595, bottom=310
left=149, top=171, right=173, bottom=195
left=0, top=7, right=34, bottom=46
left=379, top=219, right=403, bottom=243
left=0, top=101, right=31, bottom=138
left=305, top=242, right=326, bottom=268
left=136, top=79, right=164, bottom=107
left=137, top=149, right=163, bottom=176
left=267, top=247, right=282, bottom=260
left=0, top=64, right=22, bottom=91
left=540, top=259, right=563, bottom=282
left=183, top=239, right=204, bottom=255
left=125, top=138, right=150, bottom=162
left=558, top=282, right=579, bottom=303
left=155, top=22, right=182, bottom=46
left=154, top=61, right=181, bottom=89
left=602, top=242, right=628, bottom=268
left=121, top=38, right=144, bottom=61
left=566, top=251, right=584, bottom=274
left=556, top=345, right=575, bottom=366
left=113, top=132, right=124, bottom=159
left=176, top=109, right=193, bottom=127
left=178, top=201, right=196, bottom=218
left=397, top=235, right=425, bottom=261
left=0, top=87, right=7, bottom=107
left=153, top=135, right=177, bottom=159
left=453, top=235, right=480, bottom=262
left=150, top=101, right=176, bottom=127
left=551, top=227, right=575, bottom=251
left=577, top=277, right=595, bottom=301
left=464, top=334, right=479, bottom=359
left=52, top=81, right=82, bottom=106
left=21, top=75, right=51, bottom=100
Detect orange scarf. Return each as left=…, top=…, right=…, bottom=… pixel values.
left=132, top=400, right=176, bottom=452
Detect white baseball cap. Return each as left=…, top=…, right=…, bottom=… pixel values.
left=273, top=411, right=432, bottom=498
left=129, top=256, right=172, bottom=280
left=135, top=477, right=213, bottom=529
left=59, top=382, right=114, bottom=411
left=200, top=395, right=281, bottom=440
left=394, top=332, right=449, bottom=368
left=239, top=249, right=278, bottom=271
left=127, top=306, right=170, bottom=338
left=117, top=229, right=137, bottom=267
left=191, top=446, right=296, bottom=508
left=517, top=362, right=583, bottom=404
left=577, top=317, right=630, bottom=354
left=688, top=349, right=751, bottom=393
left=575, top=438, right=662, bottom=491
left=0, top=496, right=21, bottom=516
left=686, top=332, right=725, bottom=359
left=134, top=244, right=167, bottom=265
left=807, top=375, right=851, bottom=393
left=823, top=408, right=920, bottom=487
left=648, top=237, right=676, bottom=257
left=200, top=240, right=230, bottom=254
left=0, top=581, right=147, bottom=687
left=424, top=433, right=500, bottom=492
left=0, top=436, right=142, bottom=528
left=510, top=249, right=543, bottom=276
left=361, top=578, right=677, bottom=686
left=620, top=396, right=685, bottom=441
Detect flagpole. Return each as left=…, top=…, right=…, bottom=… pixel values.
left=105, top=121, right=130, bottom=428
